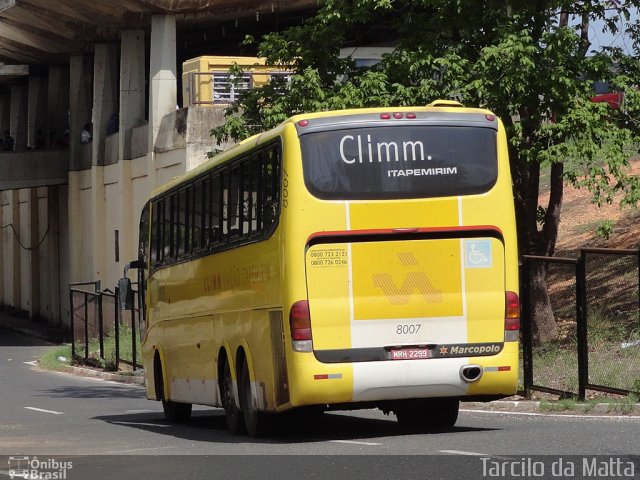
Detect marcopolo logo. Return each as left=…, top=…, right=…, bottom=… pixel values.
left=450, top=344, right=501, bottom=355
left=8, top=456, right=73, bottom=480
left=437, top=343, right=502, bottom=357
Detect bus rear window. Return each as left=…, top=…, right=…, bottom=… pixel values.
left=299, top=125, right=497, bottom=200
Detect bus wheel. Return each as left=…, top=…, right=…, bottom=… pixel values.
left=394, top=398, right=459, bottom=431
left=221, top=359, right=245, bottom=435
left=156, top=360, right=192, bottom=422
left=239, top=360, right=270, bottom=437
left=429, top=398, right=459, bottom=429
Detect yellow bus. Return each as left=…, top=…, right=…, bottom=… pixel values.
left=124, top=100, right=520, bottom=437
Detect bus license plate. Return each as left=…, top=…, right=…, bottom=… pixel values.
left=390, top=348, right=429, bottom=360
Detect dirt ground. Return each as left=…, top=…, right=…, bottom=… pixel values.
left=539, top=156, right=640, bottom=253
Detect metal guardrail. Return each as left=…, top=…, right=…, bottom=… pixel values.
left=522, top=248, right=640, bottom=400
left=69, top=281, right=142, bottom=371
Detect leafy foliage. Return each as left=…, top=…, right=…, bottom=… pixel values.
left=211, top=0, right=640, bottom=258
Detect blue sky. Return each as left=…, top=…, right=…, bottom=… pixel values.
left=584, top=7, right=639, bottom=54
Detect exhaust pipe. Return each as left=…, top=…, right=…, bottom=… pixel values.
left=460, top=365, right=483, bottom=383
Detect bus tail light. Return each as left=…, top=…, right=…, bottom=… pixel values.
left=290, top=300, right=313, bottom=352
left=505, top=291, right=520, bottom=342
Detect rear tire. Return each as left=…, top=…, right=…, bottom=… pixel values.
left=162, top=399, right=192, bottom=423
left=156, top=358, right=192, bottom=422
left=395, top=398, right=459, bottom=431
left=239, top=359, right=271, bottom=437
left=221, top=358, right=245, bottom=435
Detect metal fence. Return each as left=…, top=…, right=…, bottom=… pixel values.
left=522, top=248, right=640, bottom=400
left=69, top=281, right=143, bottom=371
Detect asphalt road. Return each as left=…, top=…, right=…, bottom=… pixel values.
left=1, top=328, right=639, bottom=480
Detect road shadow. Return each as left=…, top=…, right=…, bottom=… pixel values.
left=0, top=327, right=52, bottom=347
left=93, top=409, right=496, bottom=445
left=35, top=384, right=147, bottom=399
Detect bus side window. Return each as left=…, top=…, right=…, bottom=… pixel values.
left=255, top=150, right=264, bottom=231
left=139, top=202, right=150, bottom=264
left=262, top=145, right=280, bottom=229
left=228, top=165, right=241, bottom=239
left=150, top=200, right=160, bottom=266
left=176, top=190, right=186, bottom=257
left=241, top=160, right=253, bottom=236
left=163, top=197, right=172, bottom=261
left=209, top=174, right=223, bottom=246
left=193, top=181, right=204, bottom=251
left=221, top=170, right=230, bottom=239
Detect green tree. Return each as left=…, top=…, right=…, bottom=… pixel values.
left=212, top=0, right=640, bottom=343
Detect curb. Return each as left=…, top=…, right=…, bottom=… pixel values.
left=462, top=400, right=640, bottom=416
left=58, top=365, right=145, bottom=385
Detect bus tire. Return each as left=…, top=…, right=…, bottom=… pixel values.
left=239, top=359, right=270, bottom=438
left=155, top=357, right=192, bottom=423
left=162, top=398, right=192, bottom=423
left=221, top=358, right=245, bottom=435
left=394, top=398, right=459, bottom=431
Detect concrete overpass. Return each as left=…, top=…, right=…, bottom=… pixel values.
left=0, top=0, right=316, bottom=329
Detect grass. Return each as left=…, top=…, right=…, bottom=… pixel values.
left=526, top=306, right=640, bottom=397
left=538, top=394, right=640, bottom=413
left=54, top=324, right=142, bottom=372
left=38, top=344, right=73, bottom=371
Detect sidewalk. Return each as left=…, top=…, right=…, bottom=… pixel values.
left=2, top=309, right=639, bottom=416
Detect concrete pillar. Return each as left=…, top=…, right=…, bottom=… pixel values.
left=27, top=76, right=48, bottom=149
left=119, top=30, right=146, bottom=271
left=47, top=66, right=70, bottom=149
left=120, top=30, right=146, bottom=160
left=46, top=186, right=61, bottom=325
left=66, top=173, right=83, bottom=284
left=68, top=56, right=94, bottom=288
left=92, top=43, right=119, bottom=167
left=57, top=184, right=71, bottom=327
left=19, top=188, right=40, bottom=318
left=0, top=193, right=3, bottom=304
left=91, top=44, right=118, bottom=283
left=2, top=190, right=21, bottom=309
left=0, top=93, right=10, bottom=136
left=9, top=85, right=28, bottom=152
left=149, top=14, right=177, bottom=153
left=69, top=55, right=93, bottom=170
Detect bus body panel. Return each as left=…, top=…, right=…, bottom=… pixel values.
left=286, top=342, right=518, bottom=406
left=142, top=229, right=284, bottom=410
left=306, top=236, right=506, bottom=353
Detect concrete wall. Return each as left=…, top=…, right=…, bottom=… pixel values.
left=0, top=102, right=228, bottom=330
left=0, top=185, right=69, bottom=326
left=0, top=16, right=239, bottom=331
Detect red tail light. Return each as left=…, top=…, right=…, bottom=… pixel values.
left=505, top=291, right=520, bottom=331
left=289, top=300, right=311, bottom=341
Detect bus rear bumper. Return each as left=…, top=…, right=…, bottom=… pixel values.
left=288, top=342, right=519, bottom=407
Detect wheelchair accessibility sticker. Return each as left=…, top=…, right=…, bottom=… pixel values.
left=465, top=240, right=492, bottom=268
